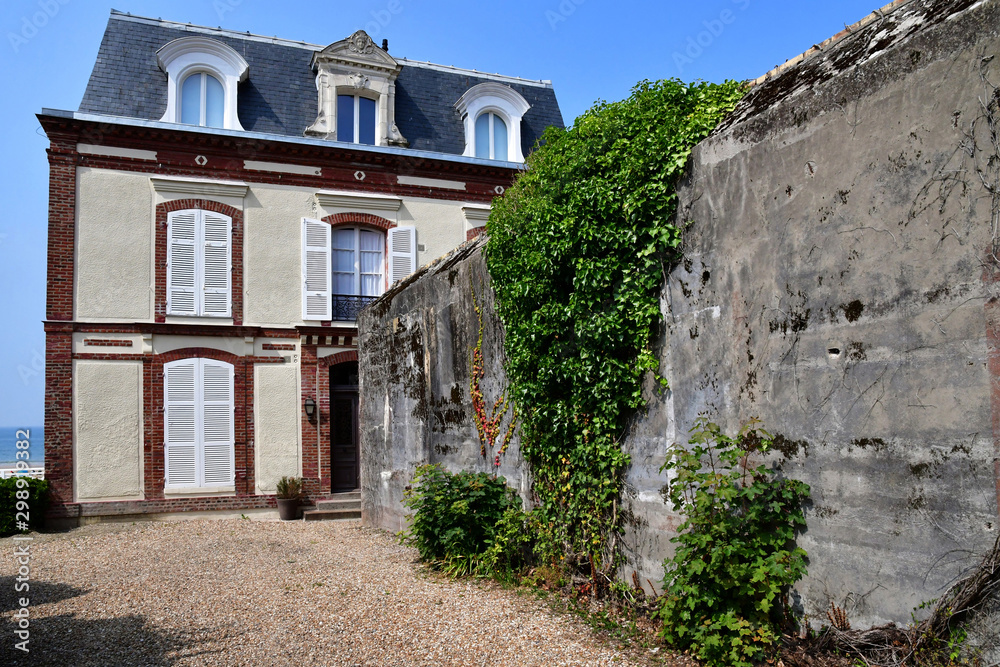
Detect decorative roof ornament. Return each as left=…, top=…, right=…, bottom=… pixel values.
left=347, top=30, right=375, bottom=55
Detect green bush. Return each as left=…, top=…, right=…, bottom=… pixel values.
left=0, top=476, right=50, bottom=536
left=401, top=464, right=522, bottom=574
left=657, top=418, right=810, bottom=667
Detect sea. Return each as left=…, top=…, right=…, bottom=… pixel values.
left=0, top=427, right=44, bottom=468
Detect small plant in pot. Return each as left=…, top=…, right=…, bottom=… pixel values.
left=275, top=476, right=304, bottom=521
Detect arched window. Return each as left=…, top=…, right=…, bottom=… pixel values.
left=455, top=82, right=531, bottom=163
left=181, top=72, right=225, bottom=128
left=332, top=227, right=384, bottom=298
left=475, top=111, right=508, bottom=161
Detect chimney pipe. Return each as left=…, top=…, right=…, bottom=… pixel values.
left=382, top=39, right=389, bottom=52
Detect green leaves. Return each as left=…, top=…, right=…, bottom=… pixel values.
left=400, top=464, right=521, bottom=572
left=486, top=78, right=744, bottom=565
left=657, top=418, right=811, bottom=666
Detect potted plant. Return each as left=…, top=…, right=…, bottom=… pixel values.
left=275, top=476, right=304, bottom=520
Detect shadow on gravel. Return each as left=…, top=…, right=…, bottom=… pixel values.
left=1, top=613, right=201, bottom=666
left=0, top=576, right=86, bottom=612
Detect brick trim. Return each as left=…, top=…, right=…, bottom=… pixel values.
left=467, top=227, right=486, bottom=241
left=262, top=343, right=296, bottom=351
left=321, top=212, right=397, bottom=231
left=45, top=327, right=73, bottom=507
left=46, top=135, right=78, bottom=322
left=319, top=350, right=358, bottom=368
left=155, top=199, right=244, bottom=325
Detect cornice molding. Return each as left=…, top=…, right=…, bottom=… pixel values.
left=316, top=189, right=402, bottom=211
left=151, top=176, right=249, bottom=198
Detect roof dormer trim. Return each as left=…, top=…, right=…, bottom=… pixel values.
left=156, top=36, right=249, bottom=131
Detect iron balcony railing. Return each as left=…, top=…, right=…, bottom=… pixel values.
left=332, top=294, right=377, bottom=321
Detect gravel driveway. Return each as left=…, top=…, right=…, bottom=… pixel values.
left=1, top=519, right=658, bottom=666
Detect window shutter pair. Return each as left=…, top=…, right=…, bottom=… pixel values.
left=164, top=358, right=235, bottom=488
left=167, top=210, right=232, bottom=317
left=301, top=218, right=416, bottom=321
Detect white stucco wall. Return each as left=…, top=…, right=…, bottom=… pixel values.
left=73, top=360, right=143, bottom=500
left=254, top=363, right=301, bottom=493
left=76, top=168, right=153, bottom=321
left=243, top=185, right=314, bottom=327
left=397, top=198, right=467, bottom=268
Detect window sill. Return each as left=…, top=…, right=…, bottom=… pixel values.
left=165, top=316, right=234, bottom=325
left=164, top=485, right=236, bottom=497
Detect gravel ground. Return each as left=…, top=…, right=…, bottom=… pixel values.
left=0, top=519, right=668, bottom=666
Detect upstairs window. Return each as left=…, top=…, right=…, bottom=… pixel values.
left=302, top=218, right=416, bottom=322
left=167, top=209, right=232, bottom=317
left=157, top=37, right=249, bottom=131
left=181, top=72, right=225, bottom=128
left=455, top=82, right=531, bottom=163
left=475, top=112, right=508, bottom=161
left=337, top=94, right=377, bottom=145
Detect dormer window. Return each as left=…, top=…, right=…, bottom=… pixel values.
left=305, top=30, right=408, bottom=147
left=157, top=37, right=249, bottom=131
left=456, top=82, right=531, bottom=163
left=337, top=94, right=377, bottom=145
left=475, top=112, right=508, bottom=161
left=181, top=72, right=225, bottom=128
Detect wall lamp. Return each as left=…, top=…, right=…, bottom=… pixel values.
left=304, top=398, right=317, bottom=424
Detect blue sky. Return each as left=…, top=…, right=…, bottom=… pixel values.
left=0, top=0, right=884, bottom=427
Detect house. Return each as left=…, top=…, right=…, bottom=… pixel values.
left=40, top=11, right=563, bottom=523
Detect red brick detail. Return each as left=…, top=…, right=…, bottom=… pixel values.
left=46, top=135, right=78, bottom=322
left=154, top=199, right=244, bottom=325
left=84, top=338, right=133, bottom=347
left=319, top=350, right=358, bottom=368
left=321, top=212, right=397, bottom=231
left=262, top=343, right=296, bottom=351
left=467, top=227, right=486, bottom=241
left=300, top=345, right=322, bottom=493
left=45, top=326, right=74, bottom=507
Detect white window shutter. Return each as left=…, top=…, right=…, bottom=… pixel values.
left=388, top=226, right=417, bottom=285
left=201, top=211, right=232, bottom=317
left=164, top=359, right=198, bottom=487
left=167, top=211, right=198, bottom=315
left=200, top=359, right=235, bottom=486
left=302, top=218, right=332, bottom=320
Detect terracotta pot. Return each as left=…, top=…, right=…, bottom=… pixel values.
left=276, top=497, right=300, bottom=521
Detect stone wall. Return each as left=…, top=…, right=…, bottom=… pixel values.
left=358, top=0, right=1000, bottom=629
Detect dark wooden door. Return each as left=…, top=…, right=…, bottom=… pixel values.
left=330, top=391, right=359, bottom=492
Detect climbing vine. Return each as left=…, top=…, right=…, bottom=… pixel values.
left=470, top=279, right=517, bottom=470
left=484, top=78, right=745, bottom=573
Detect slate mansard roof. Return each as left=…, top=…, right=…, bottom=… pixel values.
left=79, top=11, right=565, bottom=158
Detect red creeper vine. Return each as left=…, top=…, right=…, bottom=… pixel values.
left=470, top=279, right=518, bottom=470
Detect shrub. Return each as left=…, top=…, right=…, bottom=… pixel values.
left=275, top=476, right=303, bottom=499
left=401, top=464, right=522, bottom=574
left=0, top=476, right=50, bottom=536
left=656, top=418, right=810, bottom=667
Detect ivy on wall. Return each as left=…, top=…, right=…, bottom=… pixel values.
left=484, top=78, right=745, bottom=571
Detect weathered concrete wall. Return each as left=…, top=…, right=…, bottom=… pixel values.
left=359, top=0, right=1000, bottom=629
left=358, top=237, right=529, bottom=534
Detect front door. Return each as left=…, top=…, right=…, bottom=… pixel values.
left=330, top=363, right=359, bottom=492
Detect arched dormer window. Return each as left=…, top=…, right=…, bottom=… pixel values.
left=157, top=36, right=249, bottom=131
left=455, top=82, right=531, bottom=163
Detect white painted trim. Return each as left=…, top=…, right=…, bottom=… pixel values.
left=77, top=144, right=157, bottom=160
left=316, top=190, right=402, bottom=211
left=157, top=36, right=249, bottom=131
left=244, top=160, right=322, bottom=176
left=455, top=82, right=531, bottom=163
left=462, top=204, right=491, bottom=223
left=163, top=486, right=236, bottom=496
left=396, top=175, right=466, bottom=191
left=150, top=176, right=249, bottom=198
